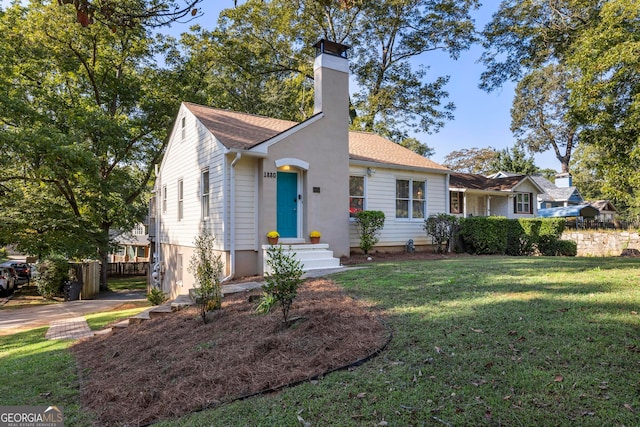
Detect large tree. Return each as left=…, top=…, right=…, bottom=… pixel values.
left=568, top=0, right=640, bottom=216
left=479, top=0, right=600, bottom=92
left=480, top=1, right=599, bottom=174
left=0, top=0, right=181, bottom=289
left=489, top=144, right=539, bottom=175
left=443, top=147, right=498, bottom=174
left=510, top=64, right=578, bottom=173
left=170, top=0, right=479, bottom=154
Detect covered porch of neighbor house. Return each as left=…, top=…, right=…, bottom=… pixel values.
left=450, top=189, right=514, bottom=218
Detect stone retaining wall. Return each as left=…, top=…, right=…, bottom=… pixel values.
left=562, top=230, right=640, bottom=257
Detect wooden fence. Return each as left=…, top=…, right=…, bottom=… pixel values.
left=107, top=262, right=148, bottom=276
left=69, top=261, right=100, bottom=299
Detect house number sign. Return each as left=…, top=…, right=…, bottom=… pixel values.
left=263, top=172, right=277, bottom=178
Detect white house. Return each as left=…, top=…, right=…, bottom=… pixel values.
left=449, top=172, right=545, bottom=218
left=151, top=40, right=450, bottom=297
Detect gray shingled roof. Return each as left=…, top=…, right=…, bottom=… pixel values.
left=530, top=175, right=581, bottom=203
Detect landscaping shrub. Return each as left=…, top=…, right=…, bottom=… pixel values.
left=504, top=218, right=545, bottom=256
left=459, top=217, right=509, bottom=254
left=262, top=244, right=304, bottom=324
left=424, top=214, right=459, bottom=253
left=188, top=230, right=224, bottom=324
left=538, top=218, right=567, bottom=255
left=542, top=239, right=578, bottom=256
left=354, top=210, right=385, bottom=254
left=35, top=254, right=69, bottom=299
left=460, top=217, right=572, bottom=256
left=147, top=287, right=167, bottom=305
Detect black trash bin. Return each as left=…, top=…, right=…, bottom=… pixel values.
left=68, top=281, right=82, bottom=301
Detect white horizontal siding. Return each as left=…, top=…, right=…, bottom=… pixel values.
left=234, top=158, right=257, bottom=250
left=349, top=165, right=448, bottom=248
left=158, top=105, right=227, bottom=250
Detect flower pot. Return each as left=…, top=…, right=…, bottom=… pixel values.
left=267, top=237, right=279, bottom=245
left=310, top=236, right=320, bottom=244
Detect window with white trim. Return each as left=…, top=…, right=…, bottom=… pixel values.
left=514, top=192, right=532, bottom=214
left=162, top=185, right=167, bottom=213
left=201, top=169, right=210, bottom=219
left=177, top=179, right=184, bottom=221
left=349, top=175, right=365, bottom=217
left=181, top=116, right=186, bottom=141
left=396, top=179, right=426, bottom=219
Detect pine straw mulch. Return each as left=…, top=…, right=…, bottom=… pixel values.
left=71, top=277, right=390, bottom=427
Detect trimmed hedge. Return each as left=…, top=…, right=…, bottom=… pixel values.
left=459, top=217, right=573, bottom=256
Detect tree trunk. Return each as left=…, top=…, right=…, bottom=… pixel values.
left=99, top=249, right=109, bottom=292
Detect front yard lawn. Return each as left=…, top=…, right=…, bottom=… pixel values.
left=158, top=256, right=640, bottom=426
left=1, top=256, right=638, bottom=426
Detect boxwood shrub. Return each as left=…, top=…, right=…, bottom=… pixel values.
left=459, top=217, right=572, bottom=256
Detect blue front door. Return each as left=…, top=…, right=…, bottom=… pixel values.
left=277, top=172, right=298, bottom=238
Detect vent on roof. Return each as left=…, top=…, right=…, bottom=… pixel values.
left=313, top=39, right=349, bottom=58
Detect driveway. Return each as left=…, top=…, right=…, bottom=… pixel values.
left=0, top=290, right=146, bottom=335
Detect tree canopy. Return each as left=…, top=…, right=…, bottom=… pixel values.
left=443, top=147, right=498, bottom=174
left=481, top=0, right=639, bottom=218
left=170, top=0, right=480, bottom=154
left=0, top=0, right=181, bottom=286
left=489, top=144, right=539, bottom=176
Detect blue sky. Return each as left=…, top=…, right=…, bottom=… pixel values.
left=1, top=0, right=559, bottom=171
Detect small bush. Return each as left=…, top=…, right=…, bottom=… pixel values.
left=188, top=230, right=224, bottom=324
left=147, top=287, right=167, bottom=305
left=424, top=214, right=459, bottom=253
left=263, top=245, right=304, bottom=324
left=35, top=255, right=69, bottom=299
left=354, top=210, right=385, bottom=254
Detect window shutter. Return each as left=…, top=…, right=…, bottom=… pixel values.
left=529, top=193, right=533, bottom=214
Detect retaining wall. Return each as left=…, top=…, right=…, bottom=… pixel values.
left=562, top=230, right=640, bottom=257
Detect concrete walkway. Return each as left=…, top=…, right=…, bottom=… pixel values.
left=0, top=266, right=356, bottom=340
left=0, top=290, right=146, bottom=336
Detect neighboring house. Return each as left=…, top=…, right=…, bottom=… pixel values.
left=110, top=223, right=150, bottom=262
left=530, top=173, right=584, bottom=209
left=589, top=200, right=618, bottom=223
left=151, top=40, right=450, bottom=297
left=449, top=172, right=544, bottom=218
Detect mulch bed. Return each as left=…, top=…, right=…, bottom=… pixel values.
left=71, top=278, right=389, bottom=426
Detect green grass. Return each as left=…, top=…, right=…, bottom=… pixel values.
left=84, top=303, right=150, bottom=330
left=156, top=256, right=640, bottom=426
left=3, top=257, right=639, bottom=426
left=0, top=328, right=94, bottom=426
left=107, top=275, right=147, bottom=291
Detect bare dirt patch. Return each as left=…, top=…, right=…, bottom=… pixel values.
left=71, top=278, right=389, bottom=426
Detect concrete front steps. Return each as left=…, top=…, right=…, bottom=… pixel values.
left=262, top=243, right=341, bottom=274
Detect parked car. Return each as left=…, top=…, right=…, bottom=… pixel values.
left=0, top=267, right=16, bottom=296
left=0, top=261, right=31, bottom=285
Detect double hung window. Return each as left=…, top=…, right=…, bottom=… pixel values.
left=349, top=176, right=365, bottom=217
left=396, top=179, right=426, bottom=219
